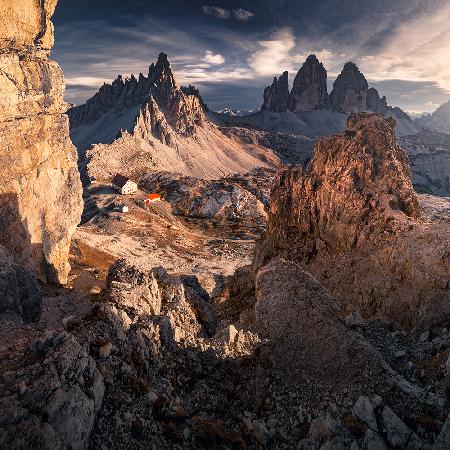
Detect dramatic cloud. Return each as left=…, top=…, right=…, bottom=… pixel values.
left=203, top=50, right=225, bottom=65
left=54, top=0, right=450, bottom=112
left=248, top=28, right=296, bottom=76
left=358, top=3, right=450, bottom=95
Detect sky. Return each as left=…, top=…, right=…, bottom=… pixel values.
left=52, top=0, right=450, bottom=113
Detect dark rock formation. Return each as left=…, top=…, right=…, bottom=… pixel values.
left=0, top=331, right=104, bottom=449
left=261, top=71, right=289, bottom=112
left=0, top=246, right=42, bottom=323
left=256, top=113, right=450, bottom=329
left=288, top=55, right=328, bottom=112
left=255, top=258, right=381, bottom=388
left=329, top=62, right=369, bottom=113
left=367, top=87, right=388, bottom=116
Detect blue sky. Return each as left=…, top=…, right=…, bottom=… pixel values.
left=52, top=0, right=450, bottom=113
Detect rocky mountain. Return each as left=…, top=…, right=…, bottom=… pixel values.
left=261, top=71, right=289, bottom=112
left=222, top=55, right=450, bottom=196
left=69, top=52, right=205, bottom=148
left=0, top=0, right=82, bottom=283
left=416, top=100, right=450, bottom=134
left=288, top=54, right=328, bottom=112
left=329, top=62, right=369, bottom=113
left=254, top=113, right=450, bottom=330
left=69, top=53, right=277, bottom=181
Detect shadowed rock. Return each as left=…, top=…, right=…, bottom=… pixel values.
left=261, top=71, right=289, bottom=112
left=288, top=55, right=328, bottom=112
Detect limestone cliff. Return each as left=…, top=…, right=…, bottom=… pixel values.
left=0, top=0, right=83, bottom=284
left=288, top=55, right=328, bottom=112
left=261, top=71, right=289, bottom=112
left=329, top=62, right=369, bottom=113
left=256, top=113, right=450, bottom=329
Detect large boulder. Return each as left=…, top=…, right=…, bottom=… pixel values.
left=0, top=0, right=83, bottom=284
left=256, top=113, right=450, bottom=329
left=255, top=258, right=381, bottom=389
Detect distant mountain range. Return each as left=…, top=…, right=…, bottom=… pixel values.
left=68, top=53, right=278, bottom=182
left=68, top=52, right=450, bottom=196
left=416, top=101, right=450, bottom=134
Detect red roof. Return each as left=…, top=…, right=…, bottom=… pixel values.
left=147, top=193, right=160, bottom=200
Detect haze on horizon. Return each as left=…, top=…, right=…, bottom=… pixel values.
left=53, top=0, right=450, bottom=114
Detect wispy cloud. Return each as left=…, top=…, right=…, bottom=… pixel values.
left=357, top=3, right=450, bottom=94
left=233, top=9, right=255, bottom=22
left=202, top=5, right=255, bottom=22
left=202, top=6, right=231, bottom=20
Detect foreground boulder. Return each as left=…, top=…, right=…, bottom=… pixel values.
left=255, top=258, right=381, bottom=390
left=106, top=259, right=218, bottom=342
left=0, top=246, right=42, bottom=322
left=256, top=113, right=450, bottom=329
left=0, top=331, right=104, bottom=449
left=0, top=0, right=83, bottom=284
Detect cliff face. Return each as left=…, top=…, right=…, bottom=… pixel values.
left=0, top=0, right=83, bottom=284
left=261, top=71, right=289, bottom=112
left=329, top=62, right=369, bottom=113
left=288, top=55, right=328, bottom=112
left=256, top=113, right=450, bottom=329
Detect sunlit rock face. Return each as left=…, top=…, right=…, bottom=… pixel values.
left=0, top=0, right=83, bottom=284
left=256, top=113, right=450, bottom=330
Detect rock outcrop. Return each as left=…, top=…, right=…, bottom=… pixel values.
left=0, top=0, right=83, bottom=284
left=256, top=113, right=450, bottom=329
left=329, top=62, right=369, bottom=113
left=0, top=331, right=104, bottom=449
left=261, top=71, right=289, bottom=112
left=106, top=260, right=218, bottom=342
left=288, top=55, right=328, bottom=112
left=0, top=246, right=42, bottom=323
